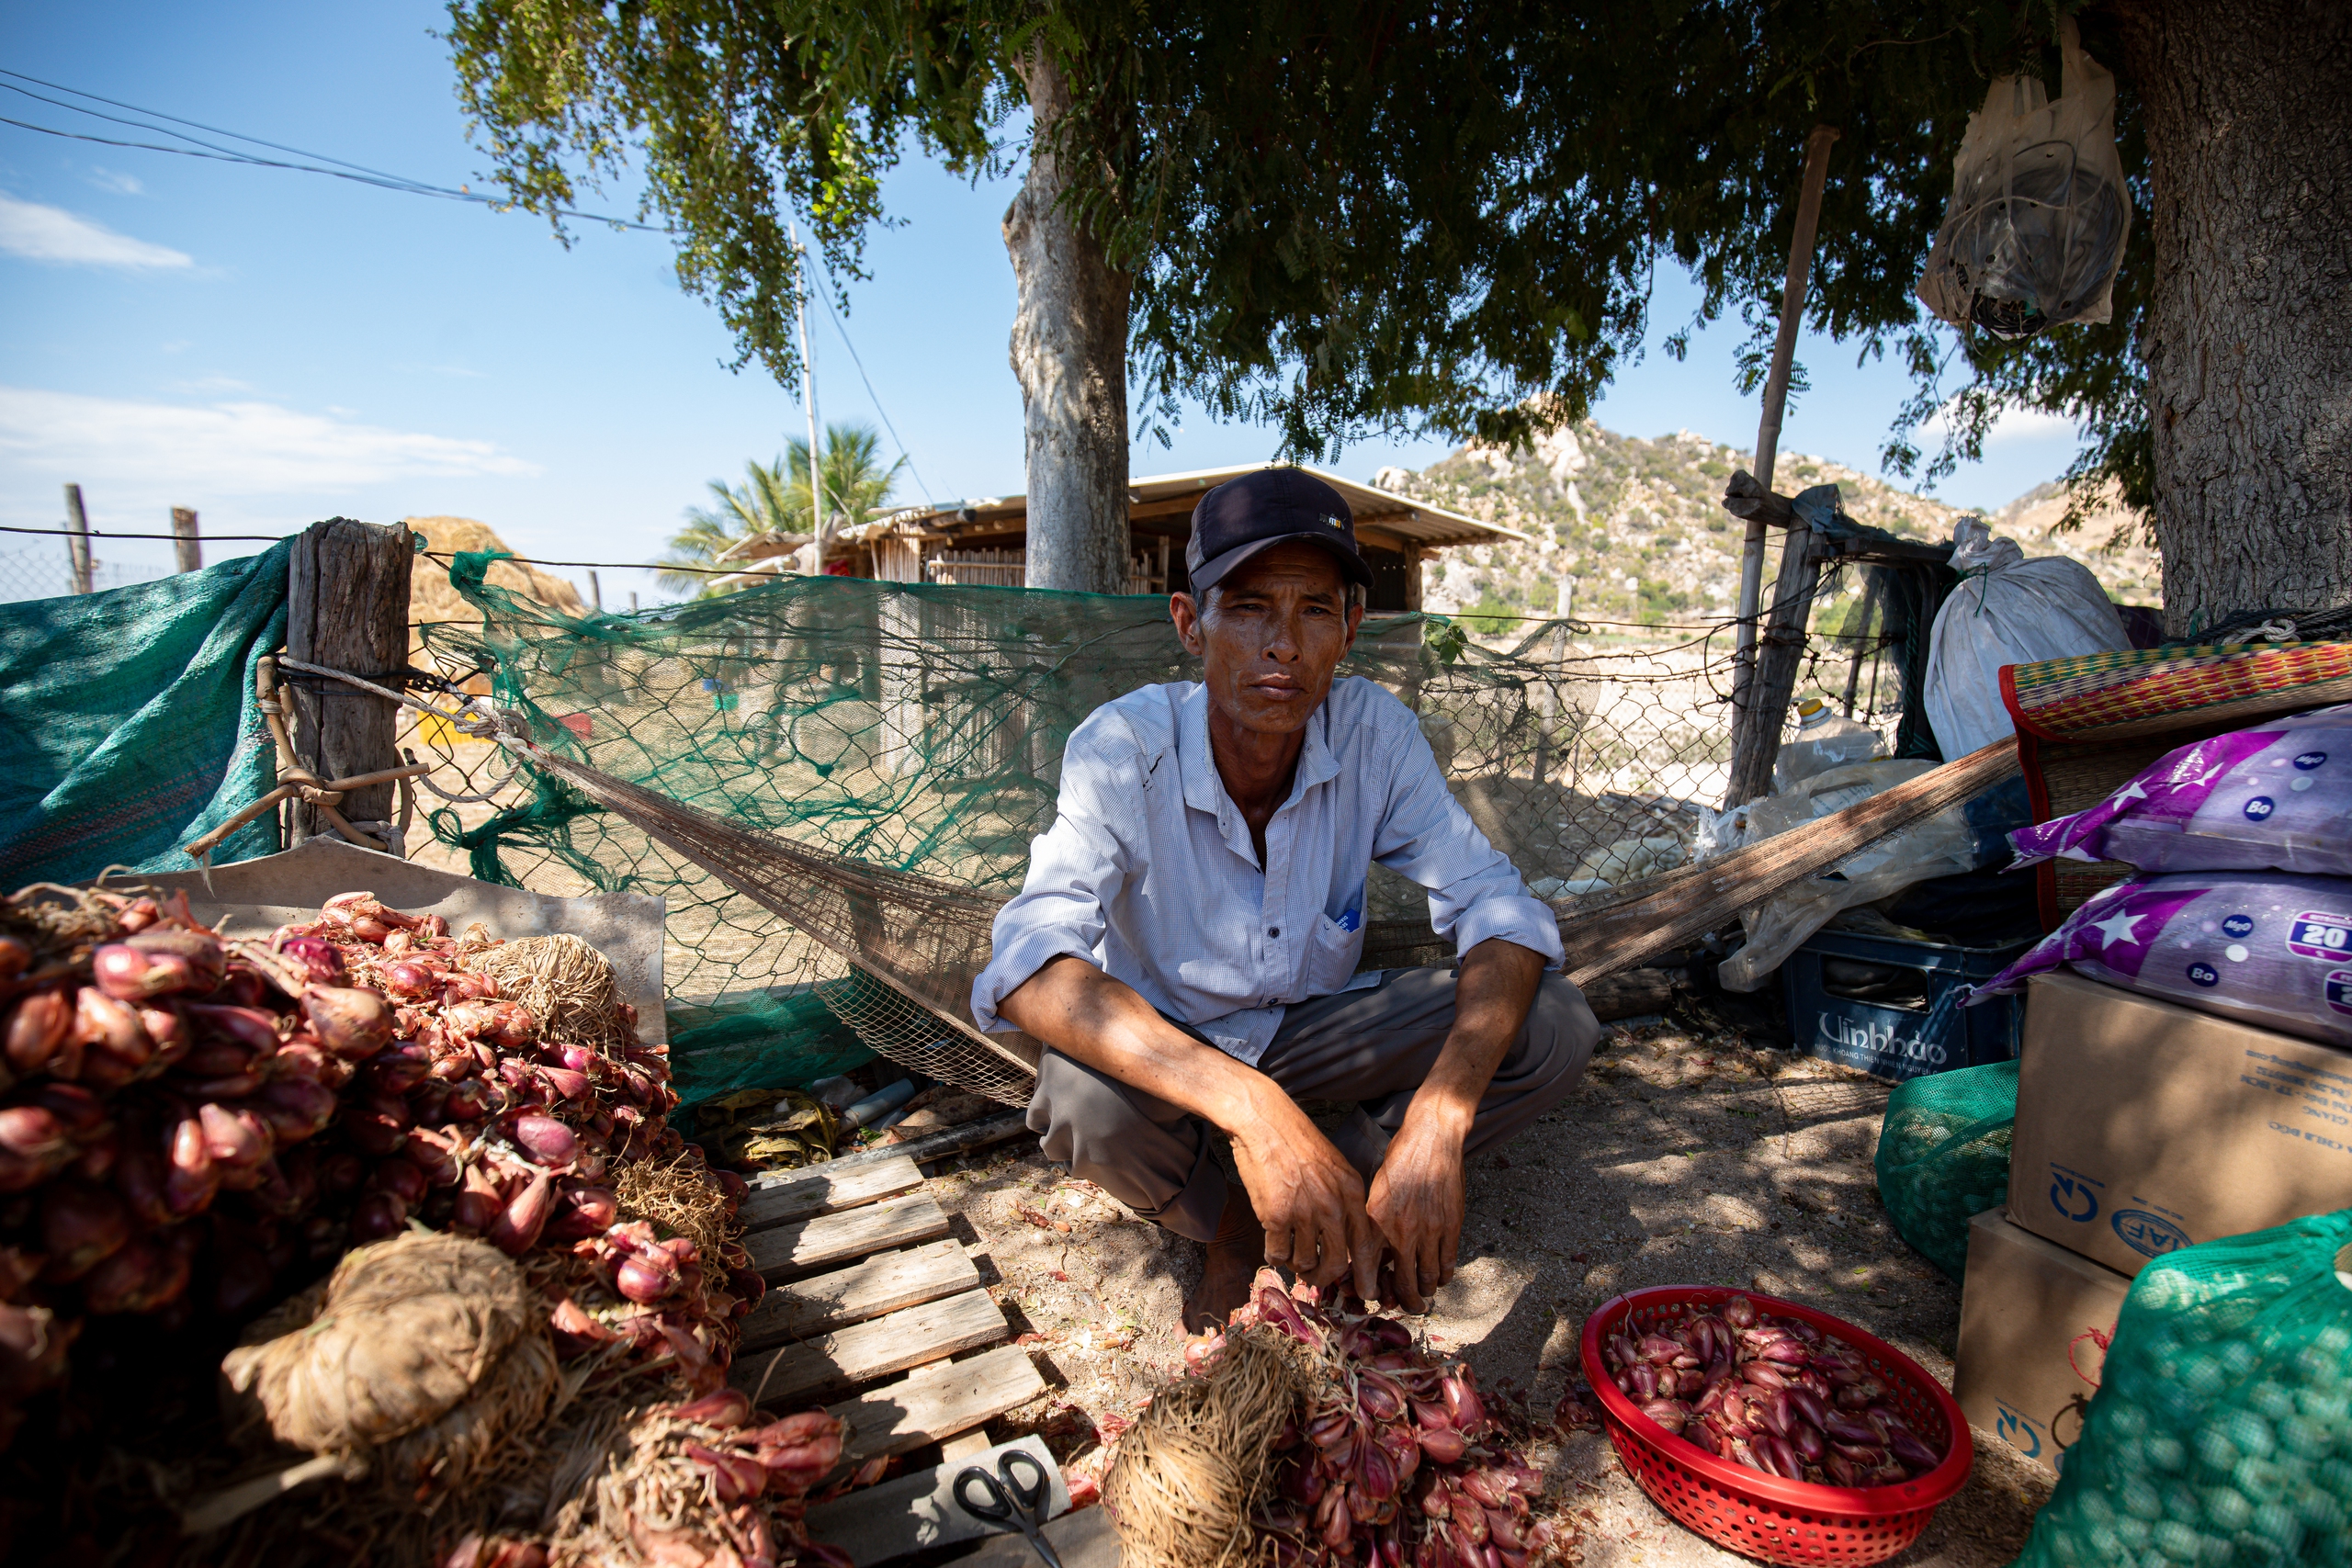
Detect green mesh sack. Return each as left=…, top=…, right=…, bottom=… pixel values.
left=1873, top=1058, right=2018, bottom=1280
left=2014, top=1210, right=2352, bottom=1568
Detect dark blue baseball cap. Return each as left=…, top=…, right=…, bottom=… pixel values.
left=1184, top=467, right=1373, bottom=594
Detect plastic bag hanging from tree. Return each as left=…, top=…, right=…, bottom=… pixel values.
left=1916, top=18, right=2133, bottom=340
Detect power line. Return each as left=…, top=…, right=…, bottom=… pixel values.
left=815, top=282, right=939, bottom=508
left=1, top=524, right=288, bottom=542
left=0, top=69, right=664, bottom=231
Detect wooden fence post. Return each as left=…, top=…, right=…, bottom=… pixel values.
left=1723, top=525, right=1828, bottom=807
left=286, top=519, right=414, bottom=844
left=63, top=484, right=93, bottom=594
left=171, top=507, right=203, bottom=572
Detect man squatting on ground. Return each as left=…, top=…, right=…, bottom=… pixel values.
left=971, top=468, right=1600, bottom=1330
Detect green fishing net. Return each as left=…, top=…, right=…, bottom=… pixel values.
left=407, top=552, right=1879, bottom=1106
left=0, top=541, right=292, bottom=886
left=2014, top=1210, right=2352, bottom=1568
left=1874, top=1058, right=2018, bottom=1280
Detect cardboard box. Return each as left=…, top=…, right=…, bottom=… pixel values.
left=1954, top=1210, right=2132, bottom=1472
left=2007, top=970, right=2352, bottom=1277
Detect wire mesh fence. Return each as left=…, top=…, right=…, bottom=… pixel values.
left=382, top=559, right=1929, bottom=1106
left=0, top=545, right=170, bottom=604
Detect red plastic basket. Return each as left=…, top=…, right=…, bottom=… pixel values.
left=1578, top=1286, right=1973, bottom=1565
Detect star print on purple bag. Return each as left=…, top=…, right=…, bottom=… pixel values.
left=2007, top=705, right=2352, bottom=874
left=1962, top=871, right=2352, bottom=1045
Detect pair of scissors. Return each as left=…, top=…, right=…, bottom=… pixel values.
left=952, top=1449, right=1064, bottom=1568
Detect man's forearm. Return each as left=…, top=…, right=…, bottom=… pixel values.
left=993, top=954, right=1292, bottom=1136
left=1407, top=936, right=1547, bottom=1134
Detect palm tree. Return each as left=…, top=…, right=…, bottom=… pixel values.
left=660, top=424, right=908, bottom=596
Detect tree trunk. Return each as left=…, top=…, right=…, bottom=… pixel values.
left=1003, top=49, right=1133, bottom=594
left=2110, top=0, right=2352, bottom=633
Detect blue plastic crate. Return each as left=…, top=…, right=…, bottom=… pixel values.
left=1780, top=925, right=2029, bottom=1082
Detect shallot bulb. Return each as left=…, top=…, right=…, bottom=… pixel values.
left=39, top=1179, right=130, bottom=1280
left=302, top=986, right=395, bottom=1060
left=276, top=934, right=347, bottom=986
left=6, top=989, right=74, bottom=1076
left=509, top=1113, right=579, bottom=1168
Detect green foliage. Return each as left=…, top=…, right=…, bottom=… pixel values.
left=447, top=1, right=2152, bottom=531
left=661, top=423, right=905, bottom=596
left=443, top=0, right=1023, bottom=387
left=1058, top=1, right=2149, bottom=519
left=1459, top=592, right=1522, bottom=638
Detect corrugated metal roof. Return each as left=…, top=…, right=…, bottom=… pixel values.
left=908, top=461, right=1526, bottom=550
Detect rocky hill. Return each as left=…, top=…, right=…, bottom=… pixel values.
left=1373, top=421, right=2155, bottom=632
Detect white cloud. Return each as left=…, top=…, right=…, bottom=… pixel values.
left=0, top=192, right=189, bottom=268
left=0, top=386, right=540, bottom=504
left=87, top=168, right=144, bottom=197
left=1923, top=399, right=2080, bottom=448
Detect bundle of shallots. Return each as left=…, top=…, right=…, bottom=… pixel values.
left=0, top=884, right=408, bottom=1440
left=258, top=894, right=758, bottom=1404
left=0, top=881, right=754, bottom=1455
left=1584, top=1293, right=1946, bottom=1485
left=1111, top=1269, right=1556, bottom=1568
left=527, top=1387, right=853, bottom=1568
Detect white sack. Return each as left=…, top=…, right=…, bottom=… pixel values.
left=1924, top=517, right=2130, bottom=759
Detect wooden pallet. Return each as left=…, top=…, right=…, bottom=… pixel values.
left=729, top=1156, right=1045, bottom=1465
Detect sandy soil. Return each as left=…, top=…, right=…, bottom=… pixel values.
left=921, top=1011, right=2053, bottom=1567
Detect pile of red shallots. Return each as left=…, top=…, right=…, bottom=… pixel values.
left=0, top=883, right=757, bottom=1448
left=1224, top=1271, right=1557, bottom=1568
left=1589, top=1293, right=1946, bottom=1486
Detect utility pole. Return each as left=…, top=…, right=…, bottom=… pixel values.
left=62, top=484, right=94, bottom=594
left=171, top=507, right=203, bottom=572
left=789, top=222, right=828, bottom=577
left=588, top=569, right=603, bottom=611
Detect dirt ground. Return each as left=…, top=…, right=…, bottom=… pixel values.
left=917, top=1008, right=2055, bottom=1567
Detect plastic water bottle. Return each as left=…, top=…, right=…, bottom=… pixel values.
left=1774, top=697, right=1882, bottom=792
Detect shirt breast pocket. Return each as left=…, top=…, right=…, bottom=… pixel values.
left=1304, top=909, right=1367, bottom=996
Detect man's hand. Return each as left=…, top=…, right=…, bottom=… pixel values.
left=1364, top=1107, right=1469, bottom=1314
left=1363, top=936, right=1546, bottom=1314
left=1227, top=1093, right=1387, bottom=1301
left=996, top=955, right=1386, bottom=1297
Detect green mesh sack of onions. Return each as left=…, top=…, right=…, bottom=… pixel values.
left=1105, top=1268, right=1558, bottom=1568
left=1873, top=1059, right=2018, bottom=1282
left=2014, top=1209, right=2352, bottom=1568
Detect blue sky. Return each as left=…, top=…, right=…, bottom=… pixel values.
left=0, top=3, right=2086, bottom=604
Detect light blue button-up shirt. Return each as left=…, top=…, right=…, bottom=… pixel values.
left=969, top=676, right=1565, bottom=1066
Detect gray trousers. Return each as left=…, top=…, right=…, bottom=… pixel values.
left=1023, top=967, right=1600, bottom=1243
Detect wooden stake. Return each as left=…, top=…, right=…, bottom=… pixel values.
left=171, top=507, right=202, bottom=572
left=1728, top=125, right=1840, bottom=795
left=286, top=520, right=414, bottom=844
left=62, top=483, right=93, bottom=595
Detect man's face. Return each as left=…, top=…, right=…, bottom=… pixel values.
left=1172, top=540, right=1364, bottom=738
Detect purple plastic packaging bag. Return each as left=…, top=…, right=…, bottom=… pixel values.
left=1967, top=870, right=2352, bottom=1044
left=2007, top=705, right=2352, bottom=874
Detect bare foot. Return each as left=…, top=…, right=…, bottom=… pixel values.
left=1182, top=1187, right=1264, bottom=1334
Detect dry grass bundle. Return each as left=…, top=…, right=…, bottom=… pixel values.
left=220, top=1232, right=557, bottom=1494
left=614, top=1156, right=735, bottom=1264
left=1105, top=1329, right=1302, bottom=1568
left=467, top=934, right=632, bottom=1053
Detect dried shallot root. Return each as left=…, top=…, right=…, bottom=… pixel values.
left=537, top=1388, right=853, bottom=1568
left=1218, top=1269, right=1558, bottom=1568
left=1582, top=1293, right=1946, bottom=1486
